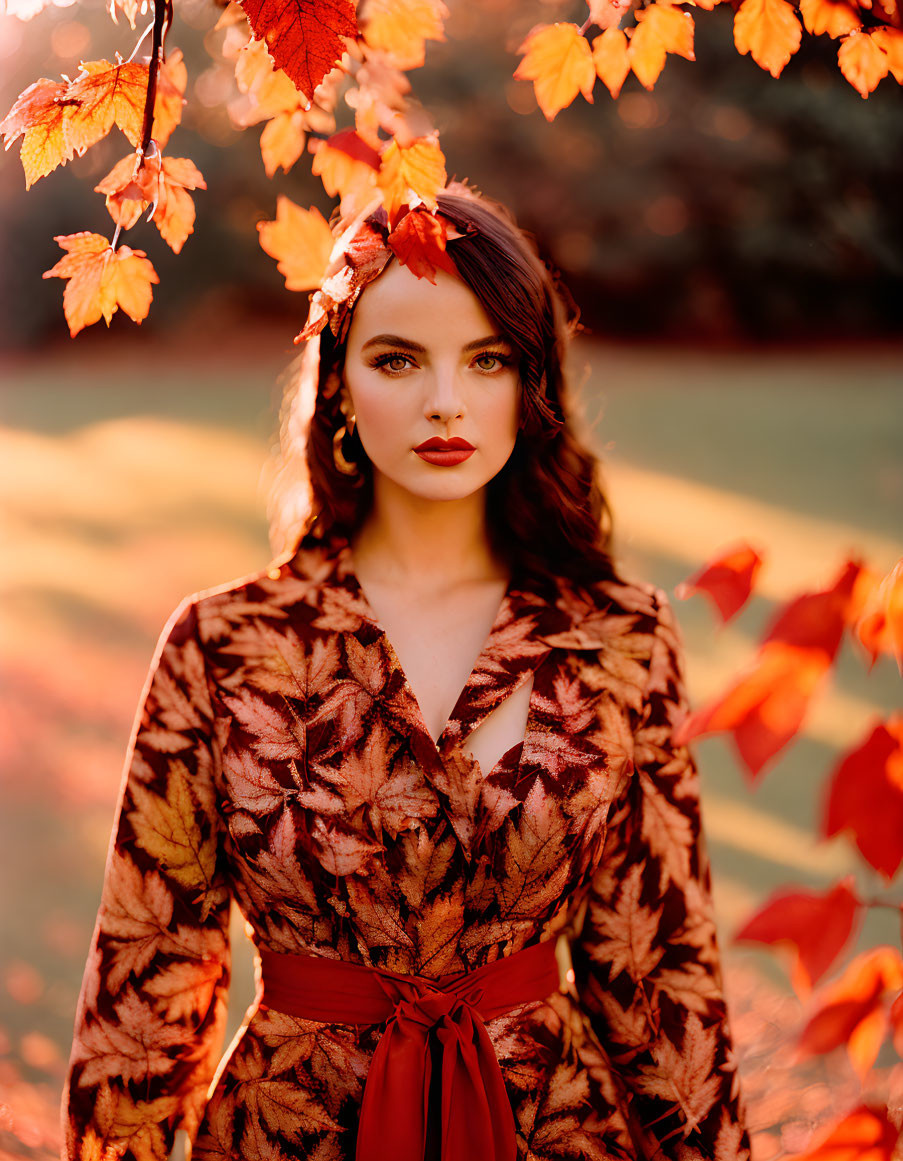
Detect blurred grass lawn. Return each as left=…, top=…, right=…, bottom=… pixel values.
left=0, top=338, right=901, bottom=1156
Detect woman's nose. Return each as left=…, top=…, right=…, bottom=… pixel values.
left=424, top=367, right=466, bottom=422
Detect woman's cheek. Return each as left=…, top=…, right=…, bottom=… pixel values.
left=354, top=394, right=409, bottom=468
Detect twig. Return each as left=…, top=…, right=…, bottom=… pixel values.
left=139, top=0, right=173, bottom=159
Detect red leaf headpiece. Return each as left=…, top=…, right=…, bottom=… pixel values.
left=294, top=195, right=469, bottom=346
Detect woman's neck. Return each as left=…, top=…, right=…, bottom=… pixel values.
left=352, top=478, right=504, bottom=590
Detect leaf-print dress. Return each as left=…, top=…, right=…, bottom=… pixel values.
left=63, top=533, right=751, bottom=1161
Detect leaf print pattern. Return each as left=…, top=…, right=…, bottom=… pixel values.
left=64, top=536, right=750, bottom=1161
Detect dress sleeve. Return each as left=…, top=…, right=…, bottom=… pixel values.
left=571, top=589, right=751, bottom=1160
left=62, top=596, right=231, bottom=1161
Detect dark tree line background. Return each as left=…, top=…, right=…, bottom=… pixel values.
left=0, top=0, right=901, bottom=350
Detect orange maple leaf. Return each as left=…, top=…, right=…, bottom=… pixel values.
left=838, top=29, right=890, bottom=96
left=798, top=0, right=861, bottom=37
left=257, top=197, right=334, bottom=291
left=95, top=152, right=206, bottom=254
left=362, top=0, right=449, bottom=70
left=592, top=29, right=632, bottom=97
left=783, top=1104, right=900, bottom=1161
left=514, top=23, right=596, bottom=121
left=629, top=2, right=696, bottom=90
left=0, top=78, right=75, bottom=189
left=734, top=0, right=802, bottom=78
left=237, top=0, right=357, bottom=100
left=377, top=136, right=446, bottom=219
left=854, top=559, right=903, bottom=673
left=43, top=232, right=159, bottom=337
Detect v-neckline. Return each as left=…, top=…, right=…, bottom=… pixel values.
left=336, top=542, right=549, bottom=779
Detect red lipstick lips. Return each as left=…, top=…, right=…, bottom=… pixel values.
left=413, top=436, right=475, bottom=466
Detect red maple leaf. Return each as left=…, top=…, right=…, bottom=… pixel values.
left=733, top=877, right=861, bottom=994
left=822, top=716, right=903, bottom=880
left=676, top=541, right=764, bottom=624
left=674, top=559, right=862, bottom=777
left=387, top=207, right=457, bottom=283
left=797, top=946, right=903, bottom=1079
left=237, top=0, right=357, bottom=99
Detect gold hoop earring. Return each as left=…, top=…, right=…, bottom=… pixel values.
left=332, top=421, right=359, bottom=475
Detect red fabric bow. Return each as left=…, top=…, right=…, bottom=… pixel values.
left=258, top=939, right=560, bottom=1161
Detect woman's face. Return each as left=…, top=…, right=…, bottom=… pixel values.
left=342, top=260, right=520, bottom=505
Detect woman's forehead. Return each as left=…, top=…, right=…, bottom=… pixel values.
left=346, top=261, right=501, bottom=349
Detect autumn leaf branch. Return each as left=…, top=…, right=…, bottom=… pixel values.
left=677, top=547, right=903, bottom=1150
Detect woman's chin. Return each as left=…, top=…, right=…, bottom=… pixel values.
left=370, top=459, right=504, bottom=506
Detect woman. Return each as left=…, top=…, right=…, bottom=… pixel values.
left=63, top=187, right=751, bottom=1161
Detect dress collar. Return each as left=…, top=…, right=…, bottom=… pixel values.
left=284, top=531, right=619, bottom=654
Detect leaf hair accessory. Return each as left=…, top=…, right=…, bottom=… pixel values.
left=294, top=188, right=470, bottom=346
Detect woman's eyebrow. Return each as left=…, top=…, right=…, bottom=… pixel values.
left=360, top=334, right=512, bottom=354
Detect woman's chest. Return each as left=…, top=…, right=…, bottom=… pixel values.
left=211, top=624, right=634, bottom=931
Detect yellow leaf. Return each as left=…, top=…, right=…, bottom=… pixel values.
left=0, top=78, right=74, bottom=188
left=311, top=137, right=379, bottom=208
left=153, top=49, right=188, bottom=149
left=639, top=2, right=696, bottom=59
left=838, top=29, right=889, bottom=95
left=260, top=109, right=307, bottom=177
left=798, top=0, right=861, bottom=37
left=377, top=136, right=446, bottom=217
left=734, top=0, right=802, bottom=77
left=95, top=152, right=205, bottom=254
left=95, top=152, right=146, bottom=229
left=42, top=232, right=158, bottom=337
left=153, top=157, right=206, bottom=253
left=629, top=2, right=695, bottom=89
left=234, top=37, right=301, bottom=122
left=65, top=59, right=149, bottom=154
left=628, top=22, right=667, bottom=87
left=362, top=0, right=449, bottom=69
left=257, top=197, right=334, bottom=291
left=592, top=28, right=631, bottom=97
left=514, top=23, right=596, bottom=121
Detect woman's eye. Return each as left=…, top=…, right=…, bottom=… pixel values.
left=373, top=353, right=414, bottom=373
left=474, top=353, right=507, bottom=372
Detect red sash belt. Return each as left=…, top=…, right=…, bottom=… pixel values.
left=258, top=939, right=560, bottom=1161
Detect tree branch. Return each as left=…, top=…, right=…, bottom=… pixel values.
left=140, top=0, right=173, bottom=158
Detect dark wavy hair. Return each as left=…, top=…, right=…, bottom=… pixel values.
left=284, top=188, right=616, bottom=588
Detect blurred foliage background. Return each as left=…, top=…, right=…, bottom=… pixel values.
left=1, top=1, right=902, bottom=1156
left=1, top=0, right=902, bottom=351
